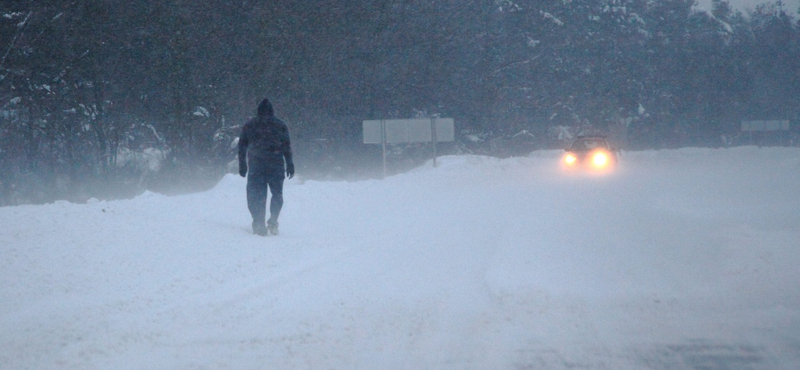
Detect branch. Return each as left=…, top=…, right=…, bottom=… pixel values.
left=490, top=54, right=540, bottom=76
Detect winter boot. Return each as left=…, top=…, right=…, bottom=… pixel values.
left=253, top=221, right=268, bottom=236
left=267, top=223, right=279, bottom=236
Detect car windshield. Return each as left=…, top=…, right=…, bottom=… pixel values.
left=571, top=139, right=606, bottom=150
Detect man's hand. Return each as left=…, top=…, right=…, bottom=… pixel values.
left=239, top=163, right=247, bottom=178
left=286, top=163, right=295, bottom=179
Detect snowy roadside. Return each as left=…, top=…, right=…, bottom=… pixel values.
left=2, top=147, right=799, bottom=369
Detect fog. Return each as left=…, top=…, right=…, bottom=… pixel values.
left=2, top=1, right=799, bottom=205
left=2, top=147, right=799, bottom=369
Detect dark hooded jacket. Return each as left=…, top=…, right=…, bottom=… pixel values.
left=238, top=99, right=293, bottom=175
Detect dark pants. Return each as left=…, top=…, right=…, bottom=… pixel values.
left=247, top=171, right=284, bottom=227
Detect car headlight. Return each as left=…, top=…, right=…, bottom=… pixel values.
left=564, top=153, right=577, bottom=165
left=592, top=152, right=609, bottom=167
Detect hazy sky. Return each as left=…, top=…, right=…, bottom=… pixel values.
left=696, top=0, right=800, bottom=13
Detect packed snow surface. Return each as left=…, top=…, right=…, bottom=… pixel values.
left=2, top=147, right=799, bottom=369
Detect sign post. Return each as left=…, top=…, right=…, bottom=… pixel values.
left=381, top=120, right=387, bottom=178
left=363, top=118, right=455, bottom=178
left=431, top=118, right=437, bottom=168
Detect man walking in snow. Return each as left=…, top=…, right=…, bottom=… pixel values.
left=238, top=98, right=295, bottom=236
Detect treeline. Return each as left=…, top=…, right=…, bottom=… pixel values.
left=1, top=0, right=798, bottom=205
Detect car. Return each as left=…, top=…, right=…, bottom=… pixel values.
left=562, top=135, right=617, bottom=171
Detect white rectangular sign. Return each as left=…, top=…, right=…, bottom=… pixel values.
left=362, top=118, right=455, bottom=144
left=406, top=119, right=432, bottom=143
left=742, top=120, right=790, bottom=131
left=385, top=119, right=413, bottom=143
left=363, top=120, right=383, bottom=144
left=363, top=117, right=455, bottom=176
left=434, top=118, right=455, bottom=142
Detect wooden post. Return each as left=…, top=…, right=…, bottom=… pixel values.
left=431, top=118, right=438, bottom=168
left=381, top=120, right=387, bottom=178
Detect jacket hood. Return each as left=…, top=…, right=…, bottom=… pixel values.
left=257, top=98, right=274, bottom=117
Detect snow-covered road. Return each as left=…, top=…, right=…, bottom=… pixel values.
left=2, top=147, right=799, bottom=369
